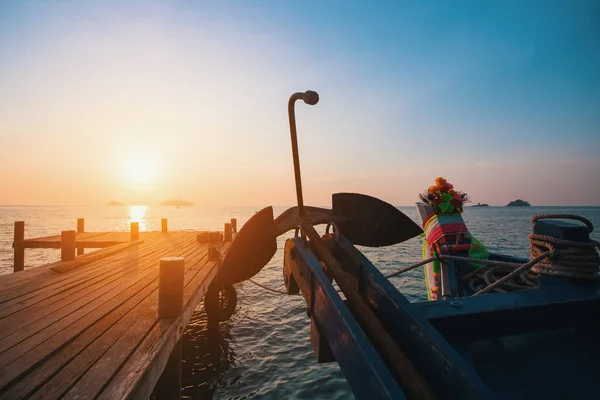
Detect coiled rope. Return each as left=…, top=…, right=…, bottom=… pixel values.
left=528, top=214, right=600, bottom=279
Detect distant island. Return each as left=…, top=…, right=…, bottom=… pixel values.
left=472, top=203, right=489, bottom=207
left=506, top=199, right=531, bottom=207
left=106, top=201, right=124, bottom=206
left=160, top=199, right=194, bottom=206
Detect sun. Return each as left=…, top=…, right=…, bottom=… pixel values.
left=123, top=157, right=156, bottom=183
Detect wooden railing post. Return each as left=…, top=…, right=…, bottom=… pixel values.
left=154, top=339, right=182, bottom=399
left=224, top=223, right=232, bottom=242
left=161, top=218, right=168, bottom=233
left=155, top=256, right=185, bottom=399
left=158, top=257, right=184, bottom=318
left=13, top=221, right=25, bottom=272
left=77, top=218, right=85, bottom=256
left=61, top=230, right=76, bottom=262
left=131, top=222, right=139, bottom=241
left=231, top=218, right=237, bottom=233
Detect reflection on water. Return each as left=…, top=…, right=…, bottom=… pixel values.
left=127, top=205, right=150, bottom=231
left=150, top=305, right=236, bottom=400
left=182, top=308, right=236, bottom=399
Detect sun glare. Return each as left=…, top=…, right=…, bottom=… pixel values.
left=123, top=157, right=156, bottom=183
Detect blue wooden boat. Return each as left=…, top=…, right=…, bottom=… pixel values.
left=277, top=199, right=600, bottom=400
left=413, top=202, right=600, bottom=399
left=222, top=90, right=600, bottom=400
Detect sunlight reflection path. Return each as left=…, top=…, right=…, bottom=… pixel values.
left=128, top=205, right=150, bottom=231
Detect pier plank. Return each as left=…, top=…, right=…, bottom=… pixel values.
left=0, top=232, right=177, bottom=304
left=64, top=247, right=226, bottom=399
left=0, top=236, right=180, bottom=320
left=0, top=234, right=192, bottom=338
left=29, top=245, right=212, bottom=400
left=0, top=239, right=147, bottom=295
left=0, top=229, right=229, bottom=399
left=21, top=232, right=159, bottom=249
left=97, top=243, right=230, bottom=400
left=0, top=235, right=200, bottom=369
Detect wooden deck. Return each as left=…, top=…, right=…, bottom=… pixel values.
left=21, top=231, right=160, bottom=249
left=0, top=230, right=230, bottom=399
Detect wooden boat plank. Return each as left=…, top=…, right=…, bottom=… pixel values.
left=416, top=283, right=600, bottom=340
left=0, top=234, right=193, bottom=337
left=283, top=238, right=407, bottom=400
left=9, top=244, right=211, bottom=400
left=462, top=328, right=600, bottom=398
left=330, top=235, right=492, bottom=399
left=0, top=236, right=200, bottom=376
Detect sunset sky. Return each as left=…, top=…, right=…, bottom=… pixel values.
left=1, top=1, right=598, bottom=206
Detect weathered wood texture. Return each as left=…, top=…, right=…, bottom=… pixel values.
left=61, top=231, right=76, bottom=262
left=0, top=231, right=230, bottom=400
left=19, top=231, right=159, bottom=249
left=77, top=218, right=85, bottom=256
left=13, top=222, right=25, bottom=272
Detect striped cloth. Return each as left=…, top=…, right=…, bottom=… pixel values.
left=423, top=213, right=469, bottom=251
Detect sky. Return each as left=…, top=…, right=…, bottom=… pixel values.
left=0, top=0, right=599, bottom=206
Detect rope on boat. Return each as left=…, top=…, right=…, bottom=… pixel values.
left=385, top=258, right=436, bottom=278
left=248, top=278, right=289, bottom=295
left=249, top=215, right=599, bottom=297
left=529, top=214, right=600, bottom=279
left=388, top=214, right=600, bottom=296
left=386, top=254, right=545, bottom=295
left=465, top=253, right=548, bottom=296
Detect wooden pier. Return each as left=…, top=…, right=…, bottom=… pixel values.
left=1, top=218, right=237, bottom=399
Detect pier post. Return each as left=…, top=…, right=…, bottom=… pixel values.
left=61, top=230, right=77, bottom=262
left=131, top=222, right=139, bottom=241
left=161, top=218, right=168, bottom=233
left=77, top=218, right=85, bottom=256
left=13, top=221, right=25, bottom=272
left=156, top=257, right=184, bottom=399
left=158, top=257, right=184, bottom=318
left=154, top=339, right=182, bottom=399
left=224, top=223, right=233, bottom=242
left=231, top=218, right=237, bottom=233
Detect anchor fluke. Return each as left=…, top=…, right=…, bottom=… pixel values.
left=213, top=206, right=277, bottom=285
left=332, top=193, right=423, bottom=247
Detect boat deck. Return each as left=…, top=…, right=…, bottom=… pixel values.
left=0, top=231, right=229, bottom=399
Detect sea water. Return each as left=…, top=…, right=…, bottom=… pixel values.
left=1, top=205, right=599, bottom=399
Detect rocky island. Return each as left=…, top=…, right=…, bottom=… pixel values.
left=160, top=199, right=194, bottom=206
left=506, top=199, right=531, bottom=207
left=106, top=200, right=124, bottom=206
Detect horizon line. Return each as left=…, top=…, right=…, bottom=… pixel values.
left=1, top=204, right=599, bottom=208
